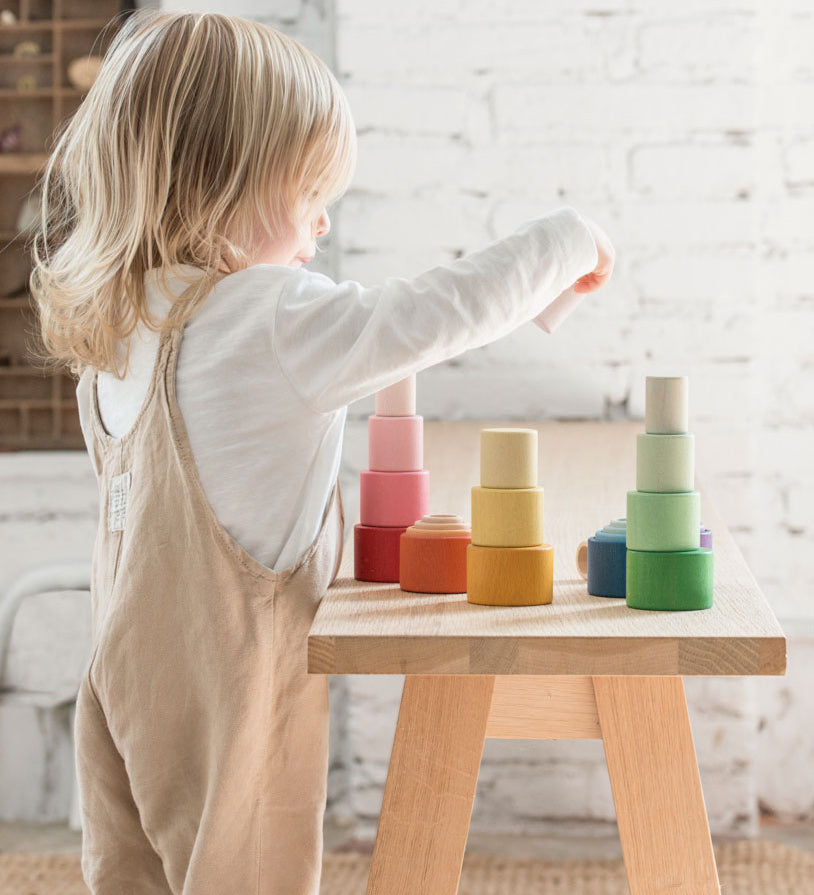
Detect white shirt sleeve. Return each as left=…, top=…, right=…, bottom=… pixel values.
left=272, top=205, right=598, bottom=414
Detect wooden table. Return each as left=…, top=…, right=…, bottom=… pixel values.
left=308, top=421, right=786, bottom=895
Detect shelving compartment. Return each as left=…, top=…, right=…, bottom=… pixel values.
left=0, top=172, right=39, bottom=230
left=0, top=93, right=53, bottom=150
left=58, top=22, right=116, bottom=91
left=59, top=0, right=121, bottom=21
left=0, top=51, right=53, bottom=90
left=0, top=24, right=53, bottom=56
left=0, top=0, right=133, bottom=449
left=11, top=0, right=55, bottom=21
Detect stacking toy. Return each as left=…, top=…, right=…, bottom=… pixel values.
left=360, top=469, right=430, bottom=527
left=375, top=375, right=415, bottom=416
left=636, top=432, right=694, bottom=492
left=368, top=414, right=422, bottom=471
left=399, top=515, right=471, bottom=594
left=627, top=548, right=713, bottom=611
left=479, top=428, right=537, bottom=487
left=645, top=376, right=688, bottom=434
left=626, top=376, right=714, bottom=611
left=353, top=375, right=430, bottom=582
left=576, top=520, right=713, bottom=600
left=531, top=286, right=585, bottom=334
left=354, top=524, right=406, bottom=583
left=626, top=490, right=700, bottom=551
left=467, top=428, right=553, bottom=606
left=577, top=518, right=627, bottom=598
left=470, top=486, right=544, bottom=547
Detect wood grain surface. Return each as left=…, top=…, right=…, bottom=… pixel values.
left=365, top=675, right=494, bottom=895
left=309, top=421, right=786, bottom=677
left=595, top=676, right=721, bottom=893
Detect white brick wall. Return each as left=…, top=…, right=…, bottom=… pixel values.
left=335, top=0, right=812, bottom=835
left=1, top=0, right=810, bottom=836
left=757, top=627, right=814, bottom=819
left=337, top=0, right=812, bottom=624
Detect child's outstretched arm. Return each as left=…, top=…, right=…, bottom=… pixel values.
left=272, top=206, right=604, bottom=414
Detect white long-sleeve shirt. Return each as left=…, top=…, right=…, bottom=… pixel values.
left=76, top=206, right=598, bottom=571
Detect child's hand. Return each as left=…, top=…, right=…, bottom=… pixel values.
left=573, top=217, right=615, bottom=294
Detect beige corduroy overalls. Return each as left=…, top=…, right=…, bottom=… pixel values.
left=73, top=300, right=345, bottom=895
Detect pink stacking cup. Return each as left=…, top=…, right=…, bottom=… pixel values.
left=368, top=415, right=423, bottom=471
left=360, top=469, right=430, bottom=528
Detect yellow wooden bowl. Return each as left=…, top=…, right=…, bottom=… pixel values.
left=466, top=543, right=554, bottom=606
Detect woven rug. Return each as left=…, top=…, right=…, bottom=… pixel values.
left=0, top=841, right=812, bottom=894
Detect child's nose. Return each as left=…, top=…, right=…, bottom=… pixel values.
left=316, top=210, right=330, bottom=237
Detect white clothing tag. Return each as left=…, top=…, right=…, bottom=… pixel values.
left=108, top=470, right=132, bottom=532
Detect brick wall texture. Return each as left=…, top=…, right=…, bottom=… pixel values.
left=1, top=0, right=810, bottom=833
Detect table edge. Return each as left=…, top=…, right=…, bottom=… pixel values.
left=307, top=633, right=787, bottom=677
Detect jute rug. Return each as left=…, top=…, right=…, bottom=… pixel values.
left=0, top=840, right=812, bottom=894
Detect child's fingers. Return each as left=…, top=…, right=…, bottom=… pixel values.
left=573, top=275, right=597, bottom=294
left=573, top=268, right=612, bottom=293
left=573, top=250, right=615, bottom=294
left=572, top=215, right=615, bottom=294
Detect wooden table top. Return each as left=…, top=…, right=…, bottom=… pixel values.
left=308, top=420, right=786, bottom=677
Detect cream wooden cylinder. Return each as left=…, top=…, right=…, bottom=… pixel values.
left=470, top=486, right=544, bottom=547
left=375, top=375, right=416, bottom=416
left=479, top=428, right=538, bottom=488
left=645, top=376, right=688, bottom=434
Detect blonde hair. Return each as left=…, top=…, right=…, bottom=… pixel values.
left=29, top=9, right=357, bottom=378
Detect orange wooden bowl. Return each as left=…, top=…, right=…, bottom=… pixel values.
left=399, top=515, right=471, bottom=594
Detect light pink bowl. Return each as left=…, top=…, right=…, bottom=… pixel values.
left=369, top=414, right=423, bottom=471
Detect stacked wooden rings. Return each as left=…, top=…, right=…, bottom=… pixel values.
left=626, top=548, right=714, bottom=611
left=354, top=376, right=430, bottom=582
left=399, top=515, right=472, bottom=593
left=467, top=428, right=553, bottom=606
left=626, top=376, right=714, bottom=611
left=576, top=519, right=712, bottom=600
left=577, top=518, right=628, bottom=598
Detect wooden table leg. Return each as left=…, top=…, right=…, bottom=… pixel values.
left=593, top=676, right=721, bottom=895
left=366, top=674, right=495, bottom=895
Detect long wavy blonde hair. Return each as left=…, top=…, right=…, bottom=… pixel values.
left=29, top=9, right=356, bottom=379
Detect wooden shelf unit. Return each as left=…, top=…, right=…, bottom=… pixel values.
left=0, top=0, right=133, bottom=450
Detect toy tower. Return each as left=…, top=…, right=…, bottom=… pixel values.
left=466, top=428, right=553, bottom=606
left=626, top=376, right=714, bottom=611
left=354, top=375, right=430, bottom=582
left=399, top=514, right=471, bottom=594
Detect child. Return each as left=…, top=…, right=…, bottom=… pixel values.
left=30, top=9, right=613, bottom=895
